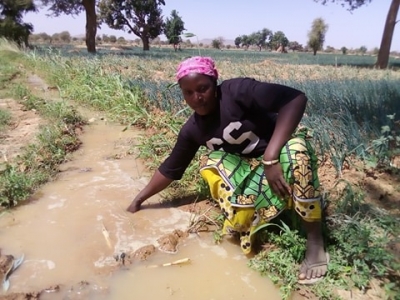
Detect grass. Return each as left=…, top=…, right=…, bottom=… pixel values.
left=32, top=43, right=400, bottom=69
left=248, top=181, right=400, bottom=299
left=0, top=83, right=85, bottom=208
left=0, top=108, right=11, bottom=130
left=0, top=44, right=86, bottom=208
left=2, top=41, right=399, bottom=299
left=27, top=48, right=400, bottom=176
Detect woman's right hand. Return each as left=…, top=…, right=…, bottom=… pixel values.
left=264, top=163, right=291, bottom=199
left=125, top=170, right=174, bottom=214
left=127, top=198, right=143, bottom=213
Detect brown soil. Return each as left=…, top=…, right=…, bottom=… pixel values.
left=127, top=245, right=156, bottom=262
left=0, top=250, right=39, bottom=300
left=0, top=99, right=42, bottom=164
left=156, top=229, right=189, bottom=254
left=0, top=292, right=41, bottom=300
left=0, top=251, right=14, bottom=283
left=121, top=230, right=189, bottom=265
left=0, top=74, right=399, bottom=300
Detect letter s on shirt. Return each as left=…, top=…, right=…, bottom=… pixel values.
left=206, top=121, right=260, bottom=154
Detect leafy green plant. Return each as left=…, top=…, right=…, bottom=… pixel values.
left=0, top=81, right=85, bottom=208
left=370, top=114, right=400, bottom=168
left=248, top=221, right=307, bottom=299
left=0, top=164, right=33, bottom=207
left=0, top=108, right=12, bottom=130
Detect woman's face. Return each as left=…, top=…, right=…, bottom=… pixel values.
left=179, top=73, right=217, bottom=116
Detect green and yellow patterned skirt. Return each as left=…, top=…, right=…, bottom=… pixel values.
left=199, top=128, right=322, bottom=254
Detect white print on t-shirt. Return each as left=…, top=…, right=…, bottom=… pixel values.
left=206, top=121, right=260, bottom=154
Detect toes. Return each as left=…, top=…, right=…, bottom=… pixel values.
left=320, top=264, right=328, bottom=277
left=312, top=266, right=327, bottom=279
left=315, top=268, right=322, bottom=278
left=298, top=272, right=306, bottom=280
left=306, top=268, right=314, bottom=279
left=298, top=260, right=309, bottom=280
left=298, top=258, right=329, bottom=280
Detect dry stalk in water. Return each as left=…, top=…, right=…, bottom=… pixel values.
left=187, top=206, right=220, bottom=234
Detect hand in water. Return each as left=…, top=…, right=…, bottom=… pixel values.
left=127, top=199, right=142, bottom=213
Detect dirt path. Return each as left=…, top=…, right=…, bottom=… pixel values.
left=0, top=98, right=42, bottom=164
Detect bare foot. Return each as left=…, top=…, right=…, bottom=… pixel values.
left=298, top=238, right=328, bottom=284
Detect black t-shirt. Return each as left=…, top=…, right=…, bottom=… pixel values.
left=158, top=77, right=304, bottom=180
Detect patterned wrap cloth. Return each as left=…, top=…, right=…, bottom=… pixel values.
left=199, top=127, right=322, bottom=254
left=176, top=56, right=219, bottom=81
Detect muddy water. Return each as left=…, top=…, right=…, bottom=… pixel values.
left=0, top=117, right=286, bottom=300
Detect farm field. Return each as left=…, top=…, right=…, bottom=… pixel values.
left=1, top=41, right=399, bottom=299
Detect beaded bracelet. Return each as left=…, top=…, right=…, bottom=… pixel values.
left=261, top=159, right=279, bottom=166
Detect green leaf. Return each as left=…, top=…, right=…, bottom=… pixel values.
left=381, top=125, right=390, bottom=133
left=387, top=113, right=395, bottom=120
left=183, top=32, right=196, bottom=38
left=166, top=82, right=178, bottom=90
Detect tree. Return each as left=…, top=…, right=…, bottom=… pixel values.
left=102, top=34, right=110, bottom=43
left=109, top=35, right=117, bottom=43
left=234, top=36, right=242, bottom=48
left=51, top=33, right=60, bottom=43
left=164, top=9, right=185, bottom=51
left=248, top=28, right=272, bottom=51
left=358, top=45, right=367, bottom=54
left=235, top=29, right=272, bottom=50
left=307, top=17, right=329, bottom=55
left=376, top=0, right=399, bottom=68
left=59, top=30, right=71, bottom=43
left=0, top=0, right=36, bottom=47
left=270, top=31, right=289, bottom=51
left=117, top=36, right=126, bottom=44
left=325, top=45, right=336, bottom=52
left=98, top=0, right=165, bottom=51
left=314, top=0, right=400, bottom=68
left=288, top=41, right=303, bottom=52
left=341, top=46, right=348, bottom=54
left=372, top=47, right=379, bottom=55
left=40, top=0, right=97, bottom=53
left=240, top=34, right=251, bottom=49
left=212, top=36, right=224, bottom=49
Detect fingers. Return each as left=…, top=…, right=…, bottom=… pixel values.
left=264, top=164, right=291, bottom=198
left=268, top=176, right=291, bottom=198
left=282, top=180, right=292, bottom=195
left=271, top=179, right=289, bottom=198
left=127, top=201, right=141, bottom=213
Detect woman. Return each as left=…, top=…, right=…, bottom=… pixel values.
left=127, top=56, right=328, bottom=284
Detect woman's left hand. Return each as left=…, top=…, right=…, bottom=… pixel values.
left=264, top=164, right=291, bottom=198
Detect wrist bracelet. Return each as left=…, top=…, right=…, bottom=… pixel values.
left=261, top=159, right=279, bottom=166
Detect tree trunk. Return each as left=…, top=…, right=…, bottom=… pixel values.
left=313, top=49, right=317, bottom=55
left=376, top=0, right=400, bottom=69
left=142, top=37, right=150, bottom=51
left=82, top=0, right=97, bottom=54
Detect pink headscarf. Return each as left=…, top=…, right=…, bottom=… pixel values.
left=176, top=56, right=219, bottom=81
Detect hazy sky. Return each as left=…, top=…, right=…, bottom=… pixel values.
left=23, top=0, right=399, bottom=51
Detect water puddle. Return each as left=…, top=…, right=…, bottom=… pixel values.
left=0, top=116, right=287, bottom=299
